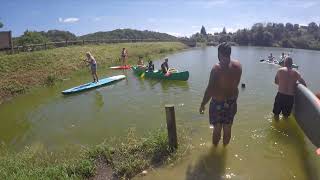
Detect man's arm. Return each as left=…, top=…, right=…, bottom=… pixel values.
left=200, top=68, right=216, bottom=113
left=275, top=71, right=279, bottom=85
left=297, top=72, right=307, bottom=87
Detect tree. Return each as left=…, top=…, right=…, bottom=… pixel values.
left=200, top=26, right=207, bottom=36
left=222, top=27, right=227, bottom=34
left=16, top=30, right=49, bottom=46
left=308, top=22, right=318, bottom=33
left=285, top=23, right=294, bottom=31
left=0, top=21, right=3, bottom=28
left=46, top=30, right=77, bottom=41
left=293, top=24, right=299, bottom=31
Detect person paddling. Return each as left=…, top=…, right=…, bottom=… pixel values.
left=161, top=58, right=169, bottom=74
left=199, top=42, right=242, bottom=146
left=84, top=52, right=99, bottom=83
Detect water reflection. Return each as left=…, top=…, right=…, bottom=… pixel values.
left=94, top=91, right=104, bottom=111
left=268, top=117, right=319, bottom=179
left=186, top=147, right=227, bottom=180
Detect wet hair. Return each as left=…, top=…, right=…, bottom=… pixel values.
left=218, top=42, right=231, bottom=57
left=285, top=57, right=293, bottom=68
left=316, top=92, right=320, bottom=100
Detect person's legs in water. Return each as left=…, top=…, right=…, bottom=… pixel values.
left=222, top=123, right=232, bottom=146
left=282, top=94, right=294, bottom=119
left=273, top=93, right=282, bottom=120
left=212, top=123, right=222, bottom=146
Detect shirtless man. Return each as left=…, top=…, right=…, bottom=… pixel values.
left=273, top=57, right=307, bottom=119
left=199, top=42, right=242, bottom=146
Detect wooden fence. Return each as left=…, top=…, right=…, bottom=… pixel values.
left=0, top=39, right=196, bottom=54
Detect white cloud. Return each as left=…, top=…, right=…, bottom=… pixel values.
left=93, top=17, right=101, bottom=22
left=166, top=32, right=182, bottom=37
left=58, top=17, right=79, bottom=23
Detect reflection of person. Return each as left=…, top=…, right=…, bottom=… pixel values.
left=199, top=42, right=242, bottom=146
left=121, top=48, right=128, bottom=66
left=273, top=57, right=306, bottom=119
left=84, top=52, right=99, bottom=82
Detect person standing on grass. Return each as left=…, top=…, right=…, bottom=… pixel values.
left=84, top=52, right=99, bottom=83
left=273, top=57, right=306, bottom=119
left=199, top=42, right=242, bottom=146
left=121, top=48, right=128, bottom=66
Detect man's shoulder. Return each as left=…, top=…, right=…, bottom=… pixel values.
left=231, top=60, right=242, bottom=70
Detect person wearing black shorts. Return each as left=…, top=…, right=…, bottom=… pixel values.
left=273, top=57, right=306, bottom=119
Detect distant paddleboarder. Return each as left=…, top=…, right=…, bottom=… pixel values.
left=84, top=52, right=99, bottom=83
left=199, top=42, right=242, bottom=146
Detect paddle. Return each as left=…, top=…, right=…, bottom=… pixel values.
left=260, top=59, right=265, bottom=62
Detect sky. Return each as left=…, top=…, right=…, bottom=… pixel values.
left=0, top=0, right=320, bottom=37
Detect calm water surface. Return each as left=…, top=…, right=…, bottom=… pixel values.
left=1, top=46, right=320, bottom=179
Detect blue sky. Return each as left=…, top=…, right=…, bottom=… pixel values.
left=1, top=0, right=320, bottom=37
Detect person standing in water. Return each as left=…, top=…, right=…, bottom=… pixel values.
left=199, top=42, right=242, bottom=146
left=84, top=52, right=99, bottom=82
left=273, top=57, right=306, bottom=119
left=121, top=48, right=128, bottom=66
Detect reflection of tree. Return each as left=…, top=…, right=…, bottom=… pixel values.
left=94, top=91, right=104, bottom=111
left=268, top=117, right=319, bottom=179
left=186, top=147, right=227, bottom=180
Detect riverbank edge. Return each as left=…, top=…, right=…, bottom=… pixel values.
left=0, top=42, right=189, bottom=105
left=0, top=128, right=192, bottom=179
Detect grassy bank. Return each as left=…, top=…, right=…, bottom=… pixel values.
left=0, top=128, right=191, bottom=179
left=0, top=42, right=188, bottom=104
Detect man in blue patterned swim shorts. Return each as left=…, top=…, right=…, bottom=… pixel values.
left=199, top=42, right=242, bottom=146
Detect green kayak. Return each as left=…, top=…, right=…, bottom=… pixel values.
left=132, top=66, right=189, bottom=81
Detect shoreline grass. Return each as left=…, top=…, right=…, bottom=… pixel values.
left=0, top=42, right=188, bottom=104
left=0, top=128, right=191, bottom=179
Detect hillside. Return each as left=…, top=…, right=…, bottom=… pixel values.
left=79, top=29, right=177, bottom=40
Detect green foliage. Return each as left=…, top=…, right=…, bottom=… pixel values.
left=16, top=30, right=49, bottom=46
left=0, top=21, right=3, bottom=28
left=14, top=30, right=76, bottom=46
left=46, top=30, right=77, bottom=42
left=0, top=128, right=191, bottom=179
left=191, top=21, right=320, bottom=50
left=80, top=29, right=177, bottom=40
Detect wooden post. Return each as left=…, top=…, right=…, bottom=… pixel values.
left=65, top=40, right=68, bottom=46
left=165, top=104, right=178, bottom=150
left=44, top=43, right=47, bottom=50
left=83, top=40, right=85, bottom=45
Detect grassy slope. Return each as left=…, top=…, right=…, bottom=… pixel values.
left=0, top=128, right=191, bottom=179
left=0, top=42, right=187, bottom=103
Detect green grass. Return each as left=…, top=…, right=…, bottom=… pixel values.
left=0, top=42, right=187, bottom=103
left=0, top=128, right=191, bottom=179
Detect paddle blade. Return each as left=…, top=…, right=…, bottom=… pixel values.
left=140, top=73, right=145, bottom=78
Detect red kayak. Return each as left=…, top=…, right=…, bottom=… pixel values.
left=110, top=65, right=131, bottom=70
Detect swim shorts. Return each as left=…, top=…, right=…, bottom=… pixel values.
left=273, top=92, right=294, bottom=117
left=209, top=98, right=237, bottom=125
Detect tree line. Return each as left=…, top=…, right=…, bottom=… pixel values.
left=191, top=22, right=320, bottom=50
left=11, top=29, right=177, bottom=46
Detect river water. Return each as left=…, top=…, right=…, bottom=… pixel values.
left=1, top=46, right=320, bottom=179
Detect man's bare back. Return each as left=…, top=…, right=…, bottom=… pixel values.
left=210, top=60, right=242, bottom=101
left=275, top=67, right=302, bottom=96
